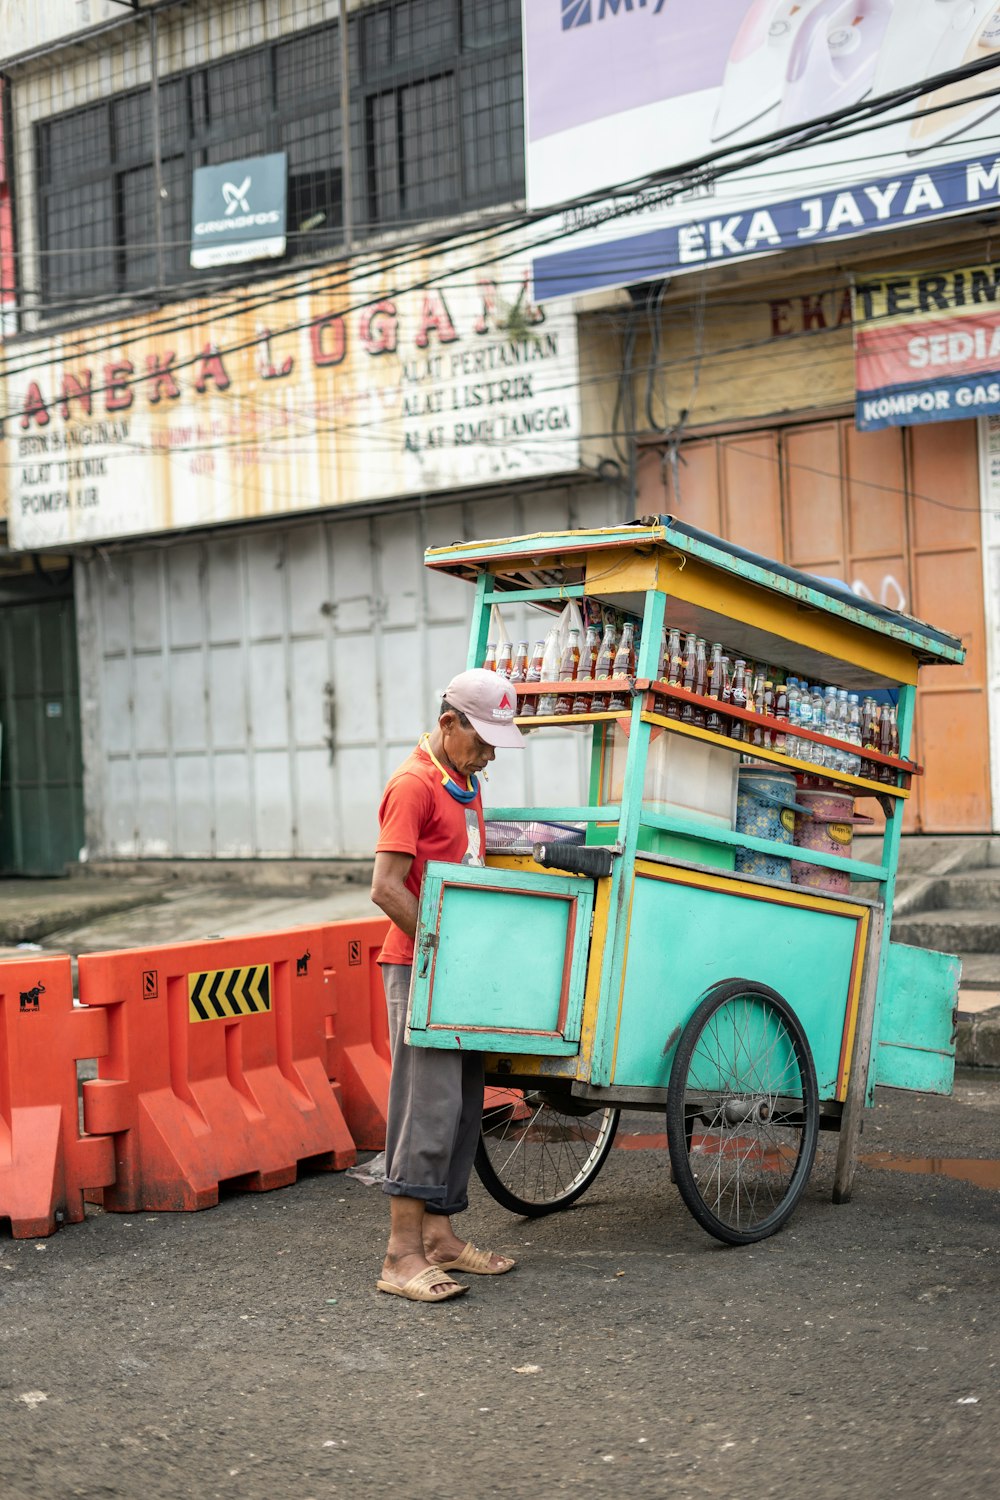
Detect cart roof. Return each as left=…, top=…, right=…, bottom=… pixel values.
left=424, top=516, right=964, bottom=668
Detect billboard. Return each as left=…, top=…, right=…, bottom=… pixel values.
left=525, top=1, right=1000, bottom=299
left=1, top=239, right=582, bottom=549
left=854, top=262, right=1000, bottom=430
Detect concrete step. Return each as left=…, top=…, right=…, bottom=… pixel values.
left=933, top=871, right=1000, bottom=909
left=891, top=908, right=1000, bottom=955
left=954, top=953, right=1000, bottom=991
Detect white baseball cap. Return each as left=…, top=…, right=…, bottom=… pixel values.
left=443, top=669, right=525, bottom=749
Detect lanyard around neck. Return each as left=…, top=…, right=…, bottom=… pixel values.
left=420, top=734, right=479, bottom=804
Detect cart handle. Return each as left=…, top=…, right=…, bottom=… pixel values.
left=532, top=843, right=617, bottom=879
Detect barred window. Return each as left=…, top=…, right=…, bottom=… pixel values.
left=33, top=0, right=525, bottom=313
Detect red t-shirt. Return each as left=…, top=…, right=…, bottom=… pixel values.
left=375, top=743, right=486, bottom=966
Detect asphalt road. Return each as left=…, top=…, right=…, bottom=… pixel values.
left=2, top=1074, right=997, bottom=1500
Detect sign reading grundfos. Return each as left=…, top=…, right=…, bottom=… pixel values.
left=1, top=243, right=582, bottom=549
left=191, top=154, right=287, bottom=269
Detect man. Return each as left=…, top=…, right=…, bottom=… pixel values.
left=370, top=668, right=524, bottom=1303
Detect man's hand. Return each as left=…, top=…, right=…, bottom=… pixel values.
left=371, top=850, right=419, bottom=938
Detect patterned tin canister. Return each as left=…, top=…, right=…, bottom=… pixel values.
left=734, top=768, right=799, bottom=883
left=791, top=788, right=857, bottom=894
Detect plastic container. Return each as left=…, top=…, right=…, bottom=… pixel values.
left=734, top=767, right=801, bottom=883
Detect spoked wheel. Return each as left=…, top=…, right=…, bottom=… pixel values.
left=667, top=980, right=819, bottom=1246
left=475, top=1088, right=620, bottom=1217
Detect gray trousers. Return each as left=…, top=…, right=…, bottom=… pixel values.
left=381, top=962, right=484, bottom=1217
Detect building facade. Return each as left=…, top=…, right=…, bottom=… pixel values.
left=0, top=1, right=997, bottom=872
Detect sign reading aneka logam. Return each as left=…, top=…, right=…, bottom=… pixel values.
left=853, top=263, right=1000, bottom=431
left=1, top=240, right=582, bottom=549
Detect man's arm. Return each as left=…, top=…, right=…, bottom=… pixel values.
left=371, top=850, right=418, bottom=938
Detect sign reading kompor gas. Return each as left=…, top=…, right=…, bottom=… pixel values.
left=524, top=2, right=1000, bottom=300
left=1, top=237, right=582, bottom=550
left=191, top=154, right=287, bottom=268
left=853, top=262, right=1000, bottom=430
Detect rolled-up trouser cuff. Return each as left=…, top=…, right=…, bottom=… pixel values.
left=382, top=1177, right=447, bottom=1205
left=425, top=1195, right=469, bottom=1217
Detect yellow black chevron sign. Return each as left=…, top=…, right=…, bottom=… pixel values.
left=188, top=964, right=271, bottom=1022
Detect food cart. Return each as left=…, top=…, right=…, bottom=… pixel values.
left=405, top=518, right=964, bottom=1244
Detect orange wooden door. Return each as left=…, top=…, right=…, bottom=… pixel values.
left=654, top=417, right=990, bottom=831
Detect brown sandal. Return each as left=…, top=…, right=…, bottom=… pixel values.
left=376, top=1266, right=468, bottom=1302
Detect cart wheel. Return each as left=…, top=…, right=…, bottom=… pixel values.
left=667, top=980, right=819, bottom=1246
left=475, top=1088, right=620, bottom=1217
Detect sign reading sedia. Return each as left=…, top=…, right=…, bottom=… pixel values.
left=853, top=262, right=1000, bottom=431
left=1, top=237, right=582, bottom=549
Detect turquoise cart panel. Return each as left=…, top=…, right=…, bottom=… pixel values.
left=407, top=861, right=594, bottom=1054
left=611, top=871, right=866, bottom=1097
left=875, top=941, right=959, bottom=1095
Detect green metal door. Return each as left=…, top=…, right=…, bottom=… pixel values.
left=0, top=596, right=85, bottom=875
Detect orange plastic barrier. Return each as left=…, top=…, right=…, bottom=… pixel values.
left=0, top=957, right=115, bottom=1238
left=80, top=927, right=356, bottom=1213
left=321, top=919, right=392, bottom=1151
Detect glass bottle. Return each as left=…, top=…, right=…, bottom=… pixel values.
left=691, top=639, right=708, bottom=727
left=608, top=622, right=636, bottom=711
left=652, top=627, right=669, bottom=715
left=878, top=700, right=895, bottom=782
left=680, top=632, right=698, bottom=723
left=705, top=643, right=727, bottom=735
left=572, top=624, right=601, bottom=714
left=483, top=641, right=497, bottom=671
left=554, top=628, right=581, bottom=715
left=590, top=623, right=618, bottom=711
left=665, top=626, right=683, bottom=720
left=729, top=659, right=747, bottom=742
left=510, top=641, right=530, bottom=684
left=519, top=639, right=546, bottom=718
left=496, top=640, right=514, bottom=679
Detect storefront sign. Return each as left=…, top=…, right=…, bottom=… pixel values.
left=190, top=154, right=287, bottom=268
left=1, top=240, right=582, bottom=549
left=853, top=263, right=1000, bottom=431
left=524, top=2, right=1000, bottom=299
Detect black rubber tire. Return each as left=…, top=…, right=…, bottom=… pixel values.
left=475, top=1089, right=620, bottom=1217
left=667, top=979, right=819, bottom=1246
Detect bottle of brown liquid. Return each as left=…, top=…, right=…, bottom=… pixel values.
left=665, top=626, right=683, bottom=719
left=483, top=641, right=497, bottom=671
left=878, top=700, right=894, bottom=783
left=680, top=632, right=698, bottom=723
left=496, top=641, right=514, bottom=678
left=572, top=625, right=601, bottom=714
left=510, top=641, right=530, bottom=684
left=692, top=638, right=708, bottom=728
left=554, top=628, right=581, bottom=715
left=773, top=681, right=788, bottom=753
left=590, top=624, right=618, bottom=711
left=729, top=659, right=747, bottom=742
left=705, top=642, right=727, bottom=735
left=652, top=628, right=668, bottom=715
left=608, top=622, right=636, bottom=711
left=519, top=639, right=545, bottom=718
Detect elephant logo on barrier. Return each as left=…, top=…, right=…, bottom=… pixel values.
left=296, top=950, right=311, bottom=977
left=19, top=983, right=45, bottom=1013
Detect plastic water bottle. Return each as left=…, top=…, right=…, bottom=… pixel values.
left=786, top=682, right=800, bottom=758
left=797, top=685, right=815, bottom=762
left=846, top=693, right=862, bottom=775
